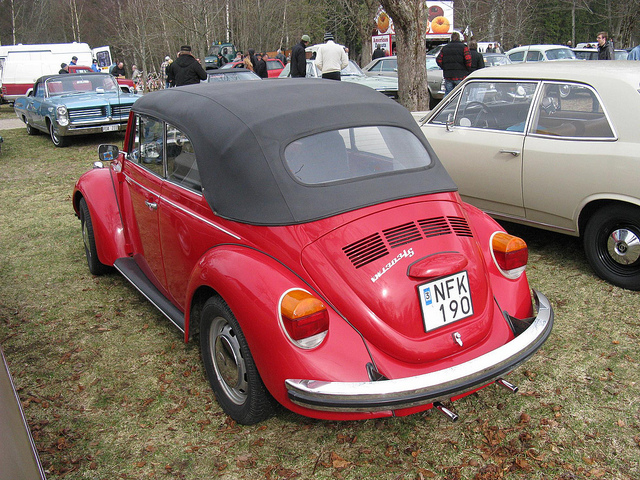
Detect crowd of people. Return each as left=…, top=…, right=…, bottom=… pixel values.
left=51, top=29, right=640, bottom=93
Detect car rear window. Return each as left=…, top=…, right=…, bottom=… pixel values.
left=284, top=126, right=432, bottom=185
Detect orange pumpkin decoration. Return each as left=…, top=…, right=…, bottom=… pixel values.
left=430, top=16, right=450, bottom=34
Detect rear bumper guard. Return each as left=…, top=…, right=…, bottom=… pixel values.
left=286, top=289, right=553, bottom=412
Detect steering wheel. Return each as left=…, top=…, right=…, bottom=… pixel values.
left=461, top=101, right=498, bottom=129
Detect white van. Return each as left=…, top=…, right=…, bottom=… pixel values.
left=0, top=43, right=112, bottom=103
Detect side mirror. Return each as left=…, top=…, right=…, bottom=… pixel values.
left=98, top=144, right=119, bottom=162
left=445, top=113, right=455, bottom=132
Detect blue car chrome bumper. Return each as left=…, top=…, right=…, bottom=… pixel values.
left=285, top=290, right=553, bottom=412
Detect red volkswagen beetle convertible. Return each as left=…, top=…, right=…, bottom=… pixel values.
left=73, top=80, right=553, bottom=424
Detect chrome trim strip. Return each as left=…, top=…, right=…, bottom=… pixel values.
left=124, top=174, right=241, bottom=240
left=285, top=290, right=553, bottom=412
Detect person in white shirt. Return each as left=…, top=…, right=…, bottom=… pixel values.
left=316, top=32, right=349, bottom=80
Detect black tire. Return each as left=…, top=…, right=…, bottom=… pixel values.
left=79, top=198, right=109, bottom=276
left=24, top=117, right=39, bottom=136
left=583, top=204, right=640, bottom=290
left=200, top=296, right=275, bottom=424
left=49, top=121, right=69, bottom=147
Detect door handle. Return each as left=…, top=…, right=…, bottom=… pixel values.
left=499, top=149, right=521, bottom=157
left=145, top=200, right=158, bottom=210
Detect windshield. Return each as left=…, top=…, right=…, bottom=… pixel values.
left=546, top=48, right=576, bottom=60
left=207, top=71, right=259, bottom=82
left=284, top=126, right=432, bottom=185
left=339, top=61, right=365, bottom=76
left=207, top=45, right=221, bottom=56
left=46, top=74, right=119, bottom=96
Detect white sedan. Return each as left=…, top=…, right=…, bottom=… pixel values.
left=419, top=61, right=640, bottom=290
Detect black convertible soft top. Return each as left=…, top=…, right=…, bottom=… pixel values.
left=132, top=79, right=456, bottom=225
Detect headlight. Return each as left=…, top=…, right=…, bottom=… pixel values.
left=56, top=106, right=69, bottom=126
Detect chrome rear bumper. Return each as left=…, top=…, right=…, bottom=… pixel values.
left=286, top=290, right=553, bottom=412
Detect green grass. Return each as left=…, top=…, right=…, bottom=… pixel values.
left=0, top=103, right=16, bottom=120
left=0, top=126, right=639, bottom=479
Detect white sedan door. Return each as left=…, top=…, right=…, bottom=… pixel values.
left=422, top=80, right=538, bottom=219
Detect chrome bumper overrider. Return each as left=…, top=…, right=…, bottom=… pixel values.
left=285, top=290, right=553, bottom=412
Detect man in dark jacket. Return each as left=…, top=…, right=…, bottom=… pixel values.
left=255, top=53, right=268, bottom=79
left=290, top=34, right=310, bottom=78
left=436, top=32, right=471, bottom=95
left=468, top=40, right=485, bottom=72
left=167, top=46, right=207, bottom=87
left=597, top=32, right=614, bottom=60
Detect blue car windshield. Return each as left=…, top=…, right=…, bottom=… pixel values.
left=46, top=74, right=119, bottom=96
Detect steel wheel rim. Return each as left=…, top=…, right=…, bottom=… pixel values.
left=209, top=316, right=248, bottom=405
left=606, top=227, right=640, bottom=266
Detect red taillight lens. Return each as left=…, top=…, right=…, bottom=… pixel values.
left=491, top=232, right=528, bottom=278
left=280, top=290, right=329, bottom=347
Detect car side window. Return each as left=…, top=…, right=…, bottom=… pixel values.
left=526, top=51, right=542, bottom=62
left=368, top=61, right=382, bottom=72
left=35, top=83, right=44, bottom=98
left=438, top=81, right=536, bottom=132
left=132, top=115, right=165, bottom=177
left=166, top=125, right=201, bottom=192
left=381, top=59, right=397, bottom=71
left=508, top=51, right=524, bottom=62
left=530, top=82, right=614, bottom=139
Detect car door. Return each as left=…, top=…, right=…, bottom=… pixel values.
left=28, top=81, right=47, bottom=130
left=423, top=80, right=538, bottom=218
left=522, top=81, right=617, bottom=232
left=123, top=114, right=167, bottom=291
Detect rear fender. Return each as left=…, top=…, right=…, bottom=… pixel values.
left=73, top=167, right=128, bottom=266
left=185, top=245, right=374, bottom=407
left=462, top=201, right=533, bottom=318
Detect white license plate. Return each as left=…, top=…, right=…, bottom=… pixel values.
left=102, top=124, right=119, bottom=132
left=418, top=271, right=474, bottom=332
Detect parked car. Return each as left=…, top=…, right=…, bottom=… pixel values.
left=14, top=73, right=138, bottom=147
left=205, top=68, right=261, bottom=82
left=361, top=55, right=444, bottom=108
left=482, top=53, right=512, bottom=66
left=1, top=346, right=47, bottom=480
left=419, top=62, right=640, bottom=290
left=506, top=45, right=577, bottom=63
left=73, top=80, right=553, bottom=424
left=572, top=48, right=629, bottom=60
left=68, top=65, right=138, bottom=93
left=279, top=60, right=399, bottom=101
left=219, top=58, right=285, bottom=78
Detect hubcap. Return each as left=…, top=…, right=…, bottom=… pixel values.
left=210, top=317, right=247, bottom=405
left=607, top=228, right=640, bottom=265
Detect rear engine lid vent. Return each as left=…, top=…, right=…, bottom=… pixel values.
left=383, top=222, right=422, bottom=248
left=342, top=233, right=389, bottom=269
left=448, top=216, right=474, bottom=237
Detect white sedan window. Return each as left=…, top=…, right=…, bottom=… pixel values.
left=530, top=82, right=614, bottom=139
left=431, top=81, right=537, bottom=132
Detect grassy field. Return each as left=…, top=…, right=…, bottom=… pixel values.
left=0, top=125, right=638, bottom=480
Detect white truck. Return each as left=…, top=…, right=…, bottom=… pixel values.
left=0, top=43, right=112, bottom=103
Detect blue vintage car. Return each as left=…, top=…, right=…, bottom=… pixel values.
left=14, top=73, right=138, bottom=147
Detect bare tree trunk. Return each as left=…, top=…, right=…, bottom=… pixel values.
left=379, top=0, right=428, bottom=111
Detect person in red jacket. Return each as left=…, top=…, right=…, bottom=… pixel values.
left=436, top=32, right=471, bottom=95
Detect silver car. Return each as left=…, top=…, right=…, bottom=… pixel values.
left=361, top=55, right=444, bottom=109
left=279, top=59, right=399, bottom=101
left=419, top=62, right=640, bottom=290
